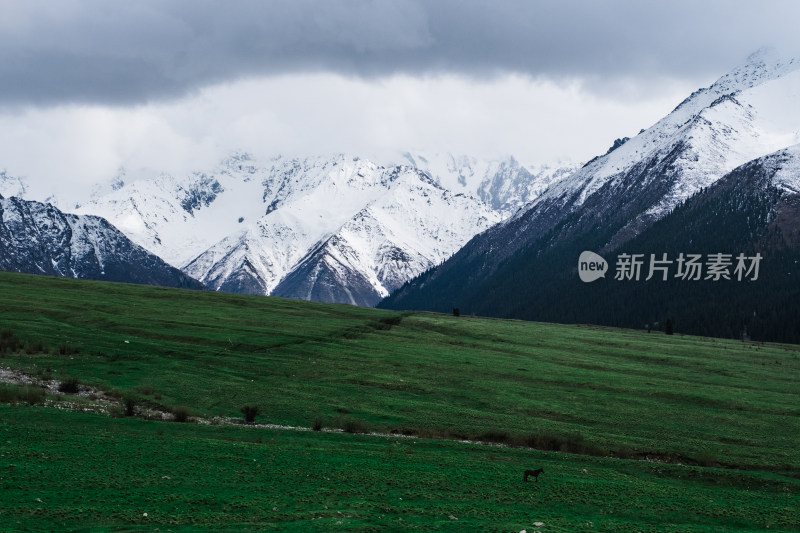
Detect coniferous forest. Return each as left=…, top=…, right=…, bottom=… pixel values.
left=383, top=155, right=800, bottom=344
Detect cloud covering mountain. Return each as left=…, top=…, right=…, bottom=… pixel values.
left=3, top=2, right=799, bottom=206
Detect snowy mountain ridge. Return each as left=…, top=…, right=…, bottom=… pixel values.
left=397, top=152, right=579, bottom=214
left=74, top=153, right=274, bottom=267
left=16, top=49, right=798, bottom=308
left=72, top=151, right=554, bottom=303
left=0, top=195, right=203, bottom=288
left=750, top=142, right=800, bottom=194
left=270, top=168, right=501, bottom=305
left=381, top=49, right=800, bottom=317
left=534, top=48, right=800, bottom=222
left=0, top=170, right=27, bottom=200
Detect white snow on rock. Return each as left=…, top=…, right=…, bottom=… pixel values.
left=396, top=151, right=578, bottom=215
left=537, top=49, right=800, bottom=219
left=0, top=170, right=27, bottom=199
left=62, top=49, right=800, bottom=303
left=773, top=144, right=800, bottom=194
left=73, top=152, right=548, bottom=302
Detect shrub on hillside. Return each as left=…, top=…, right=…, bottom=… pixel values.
left=57, top=342, right=80, bottom=356
left=240, top=405, right=259, bottom=424
left=21, top=385, right=46, bottom=406
left=0, top=384, right=47, bottom=405
left=0, top=384, right=16, bottom=403
left=0, top=329, right=23, bottom=355
left=172, top=406, right=191, bottom=423
left=477, top=429, right=510, bottom=443
left=24, top=340, right=46, bottom=355
left=518, top=431, right=602, bottom=456
left=123, top=396, right=137, bottom=417
left=340, top=417, right=369, bottom=434
left=136, top=385, right=155, bottom=396
left=58, top=378, right=80, bottom=394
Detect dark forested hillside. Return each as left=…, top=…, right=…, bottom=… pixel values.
left=0, top=195, right=204, bottom=289
left=382, top=149, right=800, bottom=343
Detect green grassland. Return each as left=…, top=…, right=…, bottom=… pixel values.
left=2, top=406, right=796, bottom=532
left=0, top=271, right=798, bottom=531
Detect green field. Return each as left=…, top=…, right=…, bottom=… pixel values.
left=0, top=271, right=798, bottom=531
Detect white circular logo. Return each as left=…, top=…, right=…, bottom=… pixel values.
left=578, top=251, right=608, bottom=282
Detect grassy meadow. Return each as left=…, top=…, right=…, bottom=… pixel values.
left=0, top=271, right=798, bottom=531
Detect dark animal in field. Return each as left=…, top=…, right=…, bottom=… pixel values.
left=524, top=468, right=544, bottom=482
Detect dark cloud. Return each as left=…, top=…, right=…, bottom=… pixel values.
left=1, top=0, right=799, bottom=106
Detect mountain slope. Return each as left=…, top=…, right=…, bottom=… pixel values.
left=271, top=171, right=500, bottom=305
left=188, top=165, right=501, bottom=301
left=385, top=144, right=800, bottom=342
left=74, top=153, right=272, bottom=268
left=381, top=51, right=800, bottom=340
left=76, top=153, right=531, bottom=304
left=518, top=144, right=800, bottom=341
left=180, top=155, right=407, bottom=295
left=0, top=195, right=204, bottom=289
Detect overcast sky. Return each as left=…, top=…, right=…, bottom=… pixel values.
left=1, top=0, right=799, bottom=203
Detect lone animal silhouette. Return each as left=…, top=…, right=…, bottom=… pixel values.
left=524, top=468, right=544, bottom=482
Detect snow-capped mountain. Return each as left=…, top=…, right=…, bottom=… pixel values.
left=270, top=170, right=500, bottom=305
left=74, top=152, right=534, bottom=304
left=179, top=159, right=503, bottom=303
left=510, top=142, right=800, bottom=342
left=0, top=194, right=203, bottom=288
left=0, top=171, right=27, bottom=199
left=541, top=48, right=800, bottom=242
left=397, top=152, right=579, bottom=214
left=382, top=49, right=800, bottom=320
left=764, top=143, right=800, bottom=195
left=74, top=153, right=270, bottom=267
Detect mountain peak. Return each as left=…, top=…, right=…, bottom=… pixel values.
left=746, top=46, right=781, bottom=65
left=768, top=143, right=800, bottom=193
left=0, top=195, right=204, bottom=289
left=219, top=152, right=257, bottom=175
left=711, top=47, right=799, bottom=95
